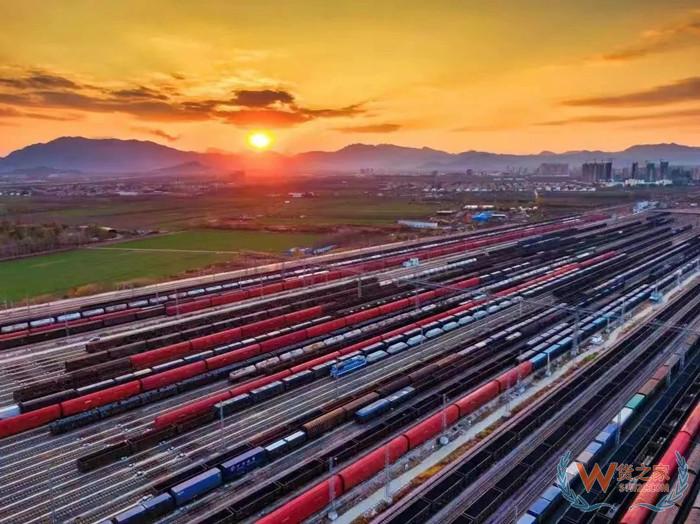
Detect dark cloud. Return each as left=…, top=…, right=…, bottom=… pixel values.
left=0, top=104, right=79, bottom=121
left=232, top=89, right=295, bottom=107
left=0, top=93, right=33, bottom=105
left=0, top=106, right=23, bottom=117
left=111, top=86, right=169, bottom=100
left=217, top=108, right=311, bottom=127
left=595, top=11, right=700, bottom=62
left=563, top=77, right=700, bottom=107
left=0, top=88, right=212, bottom=121
left=334, top=123, right=401, bottom=133
left=0, top=70, right=79, bottom=90
left=131, top=126, right=179, bottom=141
left=302, top=104, right=365, bottom=118
left=538, top=106, right=700, bottom=126
left=0, top=68, right=366, bottom=127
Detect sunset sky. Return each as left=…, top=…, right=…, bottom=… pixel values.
left=1, top=0, right=699, bottom=156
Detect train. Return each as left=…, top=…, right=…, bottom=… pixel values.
left=523, top=343, right=698, bottom=524
left=0, top=215, right=607, bottom=349
left=100, top=251, right=647, bottom=523
left=253, top=262, right=694, bottom=524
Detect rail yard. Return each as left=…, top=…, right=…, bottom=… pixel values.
left=2, top=210, right=700, bottom=524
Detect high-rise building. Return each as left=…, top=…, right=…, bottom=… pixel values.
left=538, top=163, right=569, bottom=176
left=631, top=162, right=639, bottom=180
left=660, top=161, right=669, bottom=180
left=603, top=161, right=612, bottom=182
left=581, top=161, right=613, bottom=183
left=646, top=162, right=657, bottom=182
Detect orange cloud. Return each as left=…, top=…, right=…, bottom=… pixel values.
left=538, top=107, right=700, bottom=126
left=597, top=10, right=700, bottom=62
left=563, top=77, right=700, bottom=107
left=334, top=123, right=401, bottom=133
left=0, top=104, right=79, bottom=121
left=0, top=68, right=367, bottom=128
left=131, top=126, right=180, bottom=141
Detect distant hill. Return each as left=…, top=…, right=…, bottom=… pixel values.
left=148, top=161, right=216, bottom=176
left=1, top=137, right=699, bottom=176
left=0, top=137, right=200, bottom=173
left=296, top=144, right=453, bottom=171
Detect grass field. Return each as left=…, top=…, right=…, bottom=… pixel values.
left=0, top=229, right=321, bottom=303
left=261, top=198, right=440, bottom=226
left=110, top=229, right=320, bottom=252
left=0, top=194, right=441, bottom=229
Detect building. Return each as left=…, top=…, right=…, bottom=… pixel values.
left=582, top=161, right=613, bottom=184
left=397, top=219, right=439, bottom=229
left=646, top=162, right=657, bottom=182
left=538, top=163, right=569, bottom=176
left=631, top=162, right=639, bottom=180
left=660, top=161, right=669, bottom=180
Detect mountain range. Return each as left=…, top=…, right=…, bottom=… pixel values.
left=2, top=137, right=700, bottom=176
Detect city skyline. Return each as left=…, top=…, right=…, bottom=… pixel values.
left=2, top=0, right=700, bottom=156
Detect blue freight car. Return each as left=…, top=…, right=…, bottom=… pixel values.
left=458, top=315, right=474, bottom=326
left=220, top=447, right=267, bottom=480
left=407, top=334, right=426, bottom=346
left=169, top=468, right=222, bottom=506
left=365, top=350, right=388, bottom=364
left=355, top=399, right=391, bottom=423
left=250, top=381, right=284, bottom=402
left=141, top=493, right=176, bottom=519
left=387, top=342, right=409, bottom=354
left=112, top=504, right=147, bottom=524
left=331, top=355, right=366, bottom=378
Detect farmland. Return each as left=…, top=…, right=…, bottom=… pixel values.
left=109, top=229, right=321, bottom=253
left=0, top=229, right=322, bottom=303
left=0, top=193, right=440, bottom=229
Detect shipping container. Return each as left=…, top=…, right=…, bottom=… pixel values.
left=169, top=468, right=222, bottom=506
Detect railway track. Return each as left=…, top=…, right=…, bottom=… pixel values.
left=378, top=279, right=700, bottom=524
left=180, top=243, right=700, bottom=522
left=0, top=302, right=541, bottom=524
left=3, top=212, right=696, bottom=524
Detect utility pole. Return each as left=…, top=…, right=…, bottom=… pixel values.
left=384, top=442, right=392, bottom=502
left=48, top=457, right=56, bottom=523
left=219, top=403, right=225, bottom=452
left=440, top=394, right=448, bottom=444
left=620, top=299, right=626, bottom=326
left=328, top=457, right=338, bottom=521
left=572, top=307, right=580, bottom=358
left=505, top=376, right=512, bottom=417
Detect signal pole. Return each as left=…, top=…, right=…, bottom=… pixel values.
left=328, top=457, right=338, bottom=520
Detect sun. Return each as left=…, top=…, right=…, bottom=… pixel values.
left=247, top=131, right=273, bottom=150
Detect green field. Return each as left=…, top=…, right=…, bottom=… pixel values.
left=111, top=229, right=320, bottom=252
left=0, top=194, right=440, bottom=229
left=0, top=229, right=321, bottom=303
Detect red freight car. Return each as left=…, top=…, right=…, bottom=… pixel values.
left=140, top=362, right=206, bottom=391
left=61, top=381, right=141, bottom=416
left=129, top=341, right=192, bottom=369
left=454, top=381, right=500, bottom=417
left=496, top=362, right=534, bottom=392
left=154, top=391, right=232, bottom=429
left=339, top=435, right=409, bottom=491
left=257, top=476, right=344, bottom=524
left=204, top=344, right=261, bottom=370
left=405, top=405, right=460, bottom=450
left=0, top=405, right=61, bottom=438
